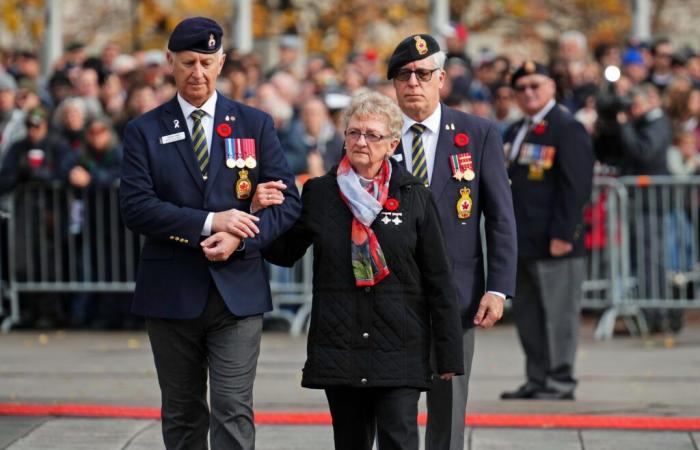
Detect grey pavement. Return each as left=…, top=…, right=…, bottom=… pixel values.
left=1, top=314, right=700, bottom=449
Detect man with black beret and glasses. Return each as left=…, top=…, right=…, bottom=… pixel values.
left=388, top=34, right=518, bottom=450
left=501, top=61, right=594, bottom=401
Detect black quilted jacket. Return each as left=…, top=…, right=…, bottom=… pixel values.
left=264, top=159, right=464, bottom=390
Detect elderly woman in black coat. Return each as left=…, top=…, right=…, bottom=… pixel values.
left=259, top=91, right=463, bottom=450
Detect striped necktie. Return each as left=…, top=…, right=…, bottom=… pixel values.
left=191, top=109, right=209, bottom=180
left=410, top=123, right=428, bottom=186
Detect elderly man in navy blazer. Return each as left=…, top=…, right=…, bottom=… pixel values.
left=119, top=17, right=300, bottom=450
left=388, top=35, right=517, bottom=450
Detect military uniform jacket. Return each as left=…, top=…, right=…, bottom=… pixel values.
left=504, top=104, right=594, bottom=260
left=396, top=104, right=517, bottom=327
left=119, top=93, right=301, bottom=319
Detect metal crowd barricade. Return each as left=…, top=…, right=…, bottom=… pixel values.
left=584, top=175, right=700, bottom=339
left=0, top=182, right=140, bottom=332
left=0, top=182, right=314, bottom=333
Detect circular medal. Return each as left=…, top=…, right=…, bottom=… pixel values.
left=226, top=159, right=236, bottom=169
left=236, top=158, right=246, bottom=168
left=245, top=156, right=257, bottom=169
left=463, top=169, right=475, bottom=181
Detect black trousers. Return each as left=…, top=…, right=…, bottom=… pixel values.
left=324, top=386, right=421, bottom=450
left=146, top=288, right=263, bottom=450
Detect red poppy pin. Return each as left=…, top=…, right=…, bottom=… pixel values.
left=385, top=198, right=399, bottom=211
left=454, top=132, right=469, bottom=147
left=217, top=123, right=232, bottom=138
left=533, top=121, right=547, bottom=135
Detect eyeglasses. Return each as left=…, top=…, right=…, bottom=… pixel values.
left=514, top=82, right=542, bottom=93
left=394, top=68, right=440, bottom=82
left=345, top=129, right=388, bottom=143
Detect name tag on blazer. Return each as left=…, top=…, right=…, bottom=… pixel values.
left=159, top=132, right=186, bottom=144
left=518, top=143, right=556, bottom=169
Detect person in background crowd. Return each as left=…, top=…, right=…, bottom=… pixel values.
left=267, top=34, right=303, bottom=78
left=0, top=72, right=26, bottom=166
left=492, top=83, right=522, bottom=137
left=668, top=131, right=700, bottom=176
left=622, top=48, right=649, bottom=86
left=67, top=116, right=126, bottom=329
left=617, top=82, right=676, bottom=333
left=0, top=106, right=74, bottom=328
left=74, top=67, right=104, bottom=118
left=388, top=34, right=517, bottom=450
left=155, top=74, right=177, bottom=104
left=665, top=78, right=700, bottom=138
left=15, top=78, right=42, bottom=113
left=221, top=59, right=251, bottom=101
left=502, top=61, right=595, bottom=401
left=648, top=38, right=675, bottom=93
left=53, top=97, right=89, bottom=152
left=119, top=17, right=300, bottom=449
left=99, top=72, right=126, bottom=122
left=114, top=83, right=158, bottom=139
left=46, top=71, right=74, bottom=111
left=296, top=96, right=343, bottom=177
left=616, top=83, right=672, bottom=176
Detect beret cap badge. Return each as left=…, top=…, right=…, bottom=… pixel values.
left=208, top=34, right=216, bottom=49
left=525, top=61, right=536, bottom=73
left=414, top=36, right=428, bottom=55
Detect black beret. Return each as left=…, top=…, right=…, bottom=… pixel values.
left=387, top=34, right=441, bottom=79
left=168, top=17, right=223, bottom=54
left=511, top=61, right=550, bottom=87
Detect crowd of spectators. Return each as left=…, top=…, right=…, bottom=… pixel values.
left=1, top=26, right=700, bottom=329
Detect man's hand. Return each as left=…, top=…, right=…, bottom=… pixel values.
left=550, top=238, right=573, bottom=257
left=251, top=180, right=287, bottom=213
left=473, top=292, right=505, bottom=329
left=69, top=166, right=91, bottom=188
left=212, top=208, right=260, bottom=238
left=439, top=372, right=455, bottom=381
left=201, top=232, right=241, bottom=262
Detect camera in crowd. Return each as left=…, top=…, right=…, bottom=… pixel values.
left=592, top=65, right=632, bottom=169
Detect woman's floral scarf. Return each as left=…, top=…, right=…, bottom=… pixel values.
left=336, top=155, right=391, bottom=286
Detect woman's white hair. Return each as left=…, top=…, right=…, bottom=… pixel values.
left=342, top=91, right=403, bottom=140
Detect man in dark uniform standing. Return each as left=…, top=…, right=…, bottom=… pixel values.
left=501, top=62, right=594, bottom=400
left=388, top=35, right=518, bottom=450
left=119, top=17, right=300, bottom=449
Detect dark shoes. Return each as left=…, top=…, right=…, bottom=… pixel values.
left=501, top=384, right=574, bottom=400
left=532, top=388, right=575, bottom=400
left=500, top=383, right=541, bottom=399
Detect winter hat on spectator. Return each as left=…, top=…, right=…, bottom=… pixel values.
left=622, top=49, right=644, bottom=66
left=0, top=72, right=17, bottom=92
left=25, top=106, right=48, bottom=127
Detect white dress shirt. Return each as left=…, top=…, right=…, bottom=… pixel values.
left=177, top=92, right=218, bottom=236
left=401, top=106, right=441, bottom=185
left=401, top=105, right=506, bottom=301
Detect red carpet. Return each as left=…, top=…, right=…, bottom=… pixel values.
left=1, top=403, right=699, bottom=430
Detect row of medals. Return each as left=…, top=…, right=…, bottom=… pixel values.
left=227, top=156, right=257, bottom=169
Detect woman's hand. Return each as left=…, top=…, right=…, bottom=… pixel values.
left=201, top=232, right=241, bottom=262
left=439, top=372, right=455, bottom=381
left=251, top=180, right=287, bottom=213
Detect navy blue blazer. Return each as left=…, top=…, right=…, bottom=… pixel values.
left=396, top=104, right=517, bottom=328
left=120, top=93, right=301, bottom=319
left=504, top=104, right=594, bottom=260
